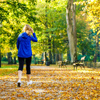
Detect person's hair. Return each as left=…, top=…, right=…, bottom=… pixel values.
left=23, top=24, right=31, bottom=36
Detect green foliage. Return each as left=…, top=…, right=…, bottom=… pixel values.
left=1, top=57, right=8, bottom=61
left=0, top=0, right=38, bottom=56
left=35, top=0, right=68, bottom=55
left=1, top=65, right=18, bottom=69
left=0, top=0, right=98, bottom=62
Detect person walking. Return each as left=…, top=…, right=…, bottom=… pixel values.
left=17, top=24, right=37, bottom=87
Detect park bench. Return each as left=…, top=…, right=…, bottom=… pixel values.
left=38, top=61, right=43, bottom=65
left=73, top=56, right=86, bottom=70
left=57, top=61, right=67, bottom=68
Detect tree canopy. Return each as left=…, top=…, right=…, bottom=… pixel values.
left=0, top=0, right=99, bottom=62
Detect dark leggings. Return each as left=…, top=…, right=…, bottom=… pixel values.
left=18, top=57, right=32, bottom=74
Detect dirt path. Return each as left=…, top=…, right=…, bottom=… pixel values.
left=0, top=66, right=100, bottom=100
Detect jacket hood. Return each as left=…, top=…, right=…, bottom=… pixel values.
left=21, top=32, right=28, bottom=39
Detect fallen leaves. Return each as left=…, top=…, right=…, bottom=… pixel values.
left=0, top=67, right=100, bottom=99
left=0, top=69, right=17, bottom=76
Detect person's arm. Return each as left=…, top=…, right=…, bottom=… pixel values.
left=30, top=28, right=38, bottom=42
left=30, top=33, right=38, bottom=42
left=17, top=37, right=20, bottom=50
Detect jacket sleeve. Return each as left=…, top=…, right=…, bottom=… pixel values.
left=17, top=37, right=20, bottom=50
left=30, top=33, right=38, bottom=42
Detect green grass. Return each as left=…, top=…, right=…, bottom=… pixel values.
left=1, top=61, right=8, bottom=64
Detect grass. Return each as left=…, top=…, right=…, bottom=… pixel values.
left=1, top=65, right=19, bottom=69
left=1, top=61, right=8, bottom=64
left=0, top=65, right=18, bottom=76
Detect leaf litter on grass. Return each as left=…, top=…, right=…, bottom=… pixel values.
left=0, top=67, right=100, bottom=100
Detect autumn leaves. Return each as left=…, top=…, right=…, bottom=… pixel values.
left=0, top=68, right=100, bottom=99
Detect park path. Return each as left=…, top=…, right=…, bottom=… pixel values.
left=31, top=66, right=51, bottom=69
left=0, top=66, right=100, bottom=100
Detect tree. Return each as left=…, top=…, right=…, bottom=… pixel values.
left=36, top=0, right=68, bottom=63
left=66, top=0, right=77, bottom=63
left=0, top=0, right=38, bottom=65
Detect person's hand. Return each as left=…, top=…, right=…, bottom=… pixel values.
left=31, top=28, right=34, bottom=33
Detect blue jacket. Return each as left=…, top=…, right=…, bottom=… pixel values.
left=17, top=32, right=37, bottom=58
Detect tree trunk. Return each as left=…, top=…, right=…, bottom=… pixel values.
left=8, top=52, right=12, bottom=64
left=44, top=52, right=47, bottom=64
left=13, top=57, right=16, bottom=64
left=57, top=50, right=59, bottom=61
left=59, top=53, right=63, bottom=61
left=42, top=53, right=44, bottom=63
left=72, top=0, right=77, bottom=62
left=52, top=32, right=56, bottom=64
left=11, top=57, right=13, bottom=64
left=49, top=50, right=52, bottom=64
left=93, top=35, right=99, bottom=68
left=61, top=53, right=63, bottom=61
left=48, top=39, right=52, bottom=64
left=67, top=48, right=71, bottom=61
left=45, top=0, right=49, bottom=64
left=66, top=0, right=77, bottom=63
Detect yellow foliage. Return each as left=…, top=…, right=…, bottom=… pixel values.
left=76, top=0, right=100, bottom=31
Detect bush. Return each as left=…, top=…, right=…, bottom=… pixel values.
left=1, top=57, right=8, bottom=61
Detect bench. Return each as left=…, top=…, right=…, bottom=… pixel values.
left=73, top=56, right=86, bottom=70
left=38, top=61, right=43, bottom=65
left=57, top=61, right=67, bottom=68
